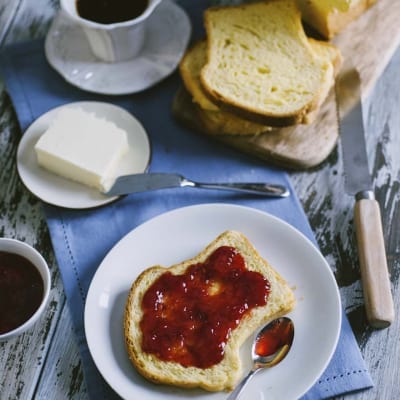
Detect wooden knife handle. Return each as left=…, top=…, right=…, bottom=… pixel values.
left=354, top=198, right=395, bottom=328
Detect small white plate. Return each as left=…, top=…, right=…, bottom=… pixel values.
left=44, top=0, right=191, bottom=95
left=17, top=101, right=151, bottom=209
left=85, top=203, right=341, bottom=400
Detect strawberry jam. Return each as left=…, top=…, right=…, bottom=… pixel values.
left=0, top=251, right=44, bottom=334
left=140, top=246, right=271, bottom=368
left=254, top=318, right=294, bottom=357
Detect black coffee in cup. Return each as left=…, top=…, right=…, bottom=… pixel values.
left=76, top=0, right=149, bottom=24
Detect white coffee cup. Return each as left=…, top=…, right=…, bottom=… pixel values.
left=60, top=0, right=162, bottom=63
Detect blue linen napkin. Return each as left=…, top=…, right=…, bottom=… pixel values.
left=0, top=1, right=373, bottom=398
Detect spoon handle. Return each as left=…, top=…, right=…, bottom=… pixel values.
left=226, top=368, right=259, bottom=400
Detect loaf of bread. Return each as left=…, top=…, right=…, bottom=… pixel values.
left=124, top=230, right=295, bottom=391
left=180, top=35, right=341, bottom=134
left=297, top=0, right=377, bottom=39
left=200, top=0, right=334, bottom=127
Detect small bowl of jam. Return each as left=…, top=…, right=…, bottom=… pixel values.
left=0, top=238, right=50, bottom=341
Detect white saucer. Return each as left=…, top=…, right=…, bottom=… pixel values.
left=17, top=102, right=151, bottom=209
left=44, top=0, right=191, bottom=95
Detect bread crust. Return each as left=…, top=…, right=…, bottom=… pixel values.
left=124, top=230, right=295, bottom=391
left=200, top=82, right=309, bottom=127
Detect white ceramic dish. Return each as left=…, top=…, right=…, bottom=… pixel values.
left=44, top=0, right=191, bottom=95
left=0, top=238, right=51, bottom=341
left=85, top=203, right=341, bottom=400
left=17, top=101, right=151, bottom=209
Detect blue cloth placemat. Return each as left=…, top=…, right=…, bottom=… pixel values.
left=0, top=1, right=373, bottom=398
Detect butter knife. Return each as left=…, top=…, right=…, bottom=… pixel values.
left=104, top=173, right=290, bottom=198
left=336, top=66, right=394, bottom=328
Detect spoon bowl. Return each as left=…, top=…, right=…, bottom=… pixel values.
left=227, top=317, right=294, bottom=400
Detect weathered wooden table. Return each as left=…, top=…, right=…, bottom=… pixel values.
left=0, top=1, right=399, bottom=399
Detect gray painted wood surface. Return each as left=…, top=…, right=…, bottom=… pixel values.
left=0, top=1, right=399, bottom=399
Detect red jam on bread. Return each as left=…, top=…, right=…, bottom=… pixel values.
left=140, top=246, right=271, bottom=368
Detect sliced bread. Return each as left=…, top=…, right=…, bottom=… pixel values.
left=297, top=0, right=377, bottom=39
left=180, top=35, right=341, bottom=132
left=302, top=37, right=342, bottom=123
left=180, top=40, right=271, bottom=135
left=200, top=0, right=334, bottom=127
left=124, top=230, right=295, bottom=391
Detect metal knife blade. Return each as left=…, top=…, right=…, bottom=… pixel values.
left=106, top=173, right=183, bottom=196
left=336, top=66, right=394, bottom=328
left=336, top=68, right=372, bottom=196
left=104, top=172, right=289, bottom=198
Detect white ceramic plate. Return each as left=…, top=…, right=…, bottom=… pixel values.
left=17, top=101, right=151, bottom=209
left=44, top=0, right=191, bottom=95
left=85, top=204, right=341, bottom=400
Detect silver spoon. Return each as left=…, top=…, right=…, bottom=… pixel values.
left=227, top=317, right=294, bottom=400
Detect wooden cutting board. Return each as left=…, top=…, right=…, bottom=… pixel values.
left=173, top=0, right=400, bottom=170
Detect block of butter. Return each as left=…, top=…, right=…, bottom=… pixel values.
left=35, top=107, right=129, bottom=192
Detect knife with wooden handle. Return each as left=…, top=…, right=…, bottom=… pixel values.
left=336, top=66, right=395, bottom=328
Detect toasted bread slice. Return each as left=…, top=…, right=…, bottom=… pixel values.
left=200, top=0, right=334, bottom=127
left=124, top=230, right=295, bottom=391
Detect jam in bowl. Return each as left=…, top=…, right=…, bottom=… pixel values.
left=0, top=238, right=50, bottom=341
